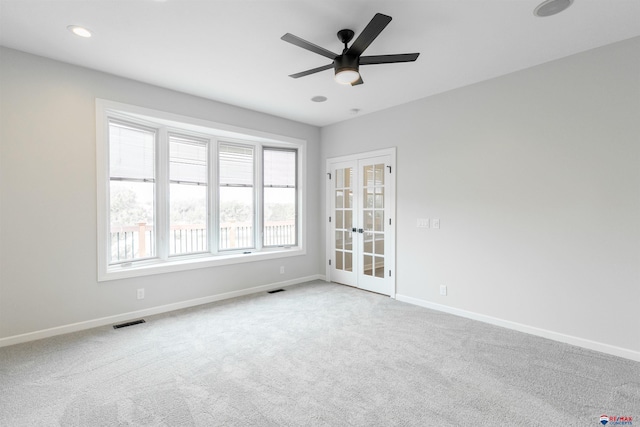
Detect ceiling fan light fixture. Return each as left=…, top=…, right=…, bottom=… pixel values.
left=334, top=54, right=360, bottom=85
left=335, top=68, right=360, bottom=85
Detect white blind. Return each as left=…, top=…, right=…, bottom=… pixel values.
left=109, top=121, right=155, bottom=180
left=170, top=135, right=208, bottom=184
left=219, top=144, right=253, bottom=186
left=264, top=149, right=296, bottom=188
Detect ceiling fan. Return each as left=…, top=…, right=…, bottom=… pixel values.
left=281, top=13, right=420, bottom=86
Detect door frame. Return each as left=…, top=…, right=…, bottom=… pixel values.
left=325, top=147, right=396, bottom=298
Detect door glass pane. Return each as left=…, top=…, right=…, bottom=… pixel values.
left=364, top=211, right=373, bottom=230
left=335, top=190, right=343, bottom=209
left=375, top=189, right=384, bottom=208
left=360, top=161, right=387, bottom=281
left=345, top=210, right=353, bottom=230
left=374, top=257, right=385, bottom=278
left=375, top=164, right=385, bottom=185
left=364, top=165, right=374, bottom=187
left=336, top=210, right=344, bottom=229
left=364, top=188, right=374, bottom=208
left=374, top=233, right=384, bottom=255
left=364, top=254, right=373, bottom=276
left=334, top=166, right=353, bottom=275
left=374, top=210, right=384, bottom=232
left=335, top=231, right=343, bottom=250
left=364, top=232, right=374, bottom=254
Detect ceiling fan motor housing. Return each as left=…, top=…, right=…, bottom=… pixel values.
left=334, top=54, right=359, bottom=75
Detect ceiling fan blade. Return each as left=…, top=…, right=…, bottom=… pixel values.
left=346, top=13, right=392, bottom=57
left=281, top=33, right=338, bottom=60
left=360, top=53, right=420, bottom=65
left=289, top=63, right=334, bottom=79
left=351, top=75, right=364, bottom=86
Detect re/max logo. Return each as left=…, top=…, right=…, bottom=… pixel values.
left=601, top=415, right=633, bottom=426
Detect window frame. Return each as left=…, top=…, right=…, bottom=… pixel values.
left=262, top=147, right=298, bottom=248
left=107, top=119, right=159, bottom=264
left=168, top=132, right=210, bottom=257
left=217, top=140, right=257, bottom=252
left=96, top=99, right=306, bottom=282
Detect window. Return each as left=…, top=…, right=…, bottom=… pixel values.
left=97, top=99, right=305, bottom=281
left=108, top=121, right=156, bottom=263
left=169, top=134, right=208, bottom=256
left=219, top=144, right=254, bottom=251
left=263, top=148, right=297, bottom=247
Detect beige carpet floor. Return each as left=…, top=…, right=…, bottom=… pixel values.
left=1, top=280, right=638, bottom=426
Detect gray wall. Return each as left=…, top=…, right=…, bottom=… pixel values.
left=321, top=37, right=640, bottom=356
left=2, top=36, right=639, bottom=358
left=0, top=47, right=322, bottom=339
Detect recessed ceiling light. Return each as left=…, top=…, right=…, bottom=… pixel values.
left=534, top=0, right=573, bottom=17
left=67, top=25, right=92, bottom=38
left=311, top=96, right=327, bottom=103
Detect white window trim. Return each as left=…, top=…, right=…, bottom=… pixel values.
left=96, top=99, right=306, bottom=282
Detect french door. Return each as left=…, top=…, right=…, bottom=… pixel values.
left=326, top=148, right=395, bottom=297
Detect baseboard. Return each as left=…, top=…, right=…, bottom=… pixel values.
left=0, top=274, right=326, bottom=348
left=395, top=294, right=640, bottom=363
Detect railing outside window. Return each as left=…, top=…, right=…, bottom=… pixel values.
left=110, top=221, right=295, bottom=263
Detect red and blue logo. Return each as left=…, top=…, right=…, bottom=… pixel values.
left=600, top=415, right=633, bottom=426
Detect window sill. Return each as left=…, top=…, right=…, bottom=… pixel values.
left=98, top=247, right=305, bottom=282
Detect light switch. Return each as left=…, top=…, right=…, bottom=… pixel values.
left=432, top=218, right=440, bottom=229
left=417, top=218, right=429, bottom=228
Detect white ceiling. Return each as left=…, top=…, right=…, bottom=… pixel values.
left=1, top=0, right=639, bottom=127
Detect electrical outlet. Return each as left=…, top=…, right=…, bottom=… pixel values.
left=417, top=218, right=429, bottom=228
left=137, top=288, right=145, bottom=300
left=280, top=266, right=285, bottom=274
left=439, top=285, right=447, bottom=296
left=432, top=218, right=440, bottom=229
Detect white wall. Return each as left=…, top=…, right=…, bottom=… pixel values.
left=321, top=37, right=640, bottom=358
left=0, top=47, right=322, bottom=341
